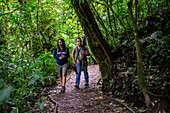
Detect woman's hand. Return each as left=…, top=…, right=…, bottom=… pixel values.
left=73, top=61, right=76, bottom=66
left=59, top=54, right=65, bottom=60
left=59, top=56, right=62, bottom=60
left=61, top=54, right=65, bottom=58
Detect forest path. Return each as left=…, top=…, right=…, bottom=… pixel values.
left=30, top=65, right=133, bottom=113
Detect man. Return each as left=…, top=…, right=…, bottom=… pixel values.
left=72, top=38, right=90, bottom=89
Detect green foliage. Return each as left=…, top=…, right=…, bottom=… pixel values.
left=0, top=50, right=57, bottom=112
left=140, top=31, right=169, bottom=65
left=0, top=0, right=169, bottom=112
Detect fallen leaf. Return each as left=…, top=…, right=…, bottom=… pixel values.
left=49, top=106, right=55, bottom=111
left=152, top=102, right=155, bottom=106
left=95, top=96, right=103, bottom=100
left=99, top=96, right=103, bottom=99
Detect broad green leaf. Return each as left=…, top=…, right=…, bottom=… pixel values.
left=40, top=102, right=45, bottom=111
left=10, top=107, right=18, bottom=113
left=0, top=86, right=13, bottom=105
left=28, top=77, right=38, bottom=86
left=163, top=110, right=166, bottom=113
left=0, top=79, right=4, bottom=88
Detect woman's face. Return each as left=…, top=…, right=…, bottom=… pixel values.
left=58, top=40, right=63, bottom=46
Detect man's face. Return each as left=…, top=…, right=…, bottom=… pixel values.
left=76, top=39, right=82, bottom=46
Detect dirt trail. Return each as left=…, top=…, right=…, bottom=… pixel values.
left=30, top=65, right=133, bottom=113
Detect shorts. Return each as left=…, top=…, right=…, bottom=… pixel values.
left=56, top=63, right=68, bottom=77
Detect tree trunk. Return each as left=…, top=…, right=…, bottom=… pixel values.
left=128, top=0, right=150, bottom=112
left=70, top=0, right=113, bottom=91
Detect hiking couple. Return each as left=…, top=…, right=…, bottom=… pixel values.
left=53, top=37, right=90, bottom=92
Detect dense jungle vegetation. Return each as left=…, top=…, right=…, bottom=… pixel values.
left=0, top=0, right=169, bottom=112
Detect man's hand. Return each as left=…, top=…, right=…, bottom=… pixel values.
left=83, top=51, right=89, bottom=56
left=61, top=54, right=65, bottom=59
left=83, top=51, right=86, bottom=55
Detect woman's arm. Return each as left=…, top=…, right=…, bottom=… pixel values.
left=53, top=47, right=60, bottom=59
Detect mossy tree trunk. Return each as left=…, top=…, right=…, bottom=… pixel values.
left=127, top=0, right=150, bottom=112
left=70, top=0, right=113, bottom=91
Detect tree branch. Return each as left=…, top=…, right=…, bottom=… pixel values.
left=91, top=3, right=109, bottom=35
left=106, top=0, right=113, bottom=36
left=135, top=0, right=138, bottom=21
left=106, top=3, right=127, bottom=32
left=0, top=5, right=23, bottom=16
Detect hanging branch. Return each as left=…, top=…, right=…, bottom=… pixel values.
left=145, top=0, right=151, bottom=14
left=40, top=29, right=47, bottom=43
left=135, top=0, right=138, bottom=22
left=112, top=14, right=119, bottom=37
left=125, top=15, right=133, bottom=32
left=100, top=1, right=127, bottom=33
left=37, top=2, right=39, bottom=35
left=91, top=4, right=108, bottom=35
left=77, top=18, right=80, bottom=38
left=4, top=0, right=27, bottom=34
left=109, top=0, right=118, bottom=37
left=106, top=0, right=113, bottom=36
left=91, top=3, right=114, bottom=39
left=14, top=0, right=26, bottom=32
left=0, top=5, right=23, bottom=16
left=37, top=0, right=43, bottom=55
left=0, top=0, right=26, bottom=36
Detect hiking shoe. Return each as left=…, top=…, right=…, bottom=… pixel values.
left=85, top=83, right=89, bottom=88
left=60, top=86, right=65, bottom=92
left=74, top=84, right=79, bottom=89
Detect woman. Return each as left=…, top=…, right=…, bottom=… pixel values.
left=53, top=38, right=70, bottom=92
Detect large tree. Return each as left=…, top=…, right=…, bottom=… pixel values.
left=70, top=0, right=113, bottom=90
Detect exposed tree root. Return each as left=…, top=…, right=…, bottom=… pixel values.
left=103, top=95, right=136, bottom=113
left=48, top=95, right=58, bottom=113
